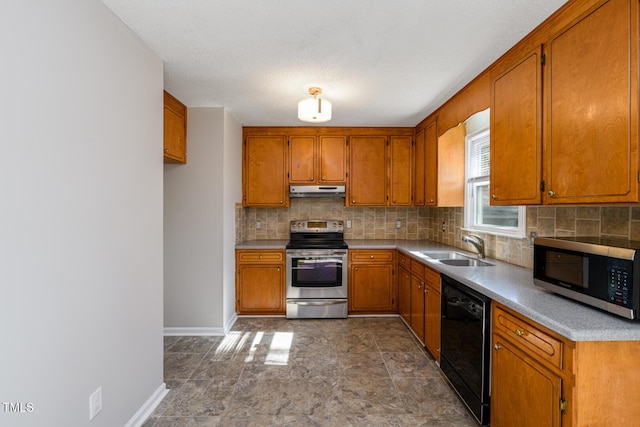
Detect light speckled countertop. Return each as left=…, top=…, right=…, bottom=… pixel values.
left=236, top=239, right=640, bottom=341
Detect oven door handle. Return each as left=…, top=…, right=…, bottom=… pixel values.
left=289, top=300, right=347, bottom=306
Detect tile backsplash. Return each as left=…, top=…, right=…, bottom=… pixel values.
left=237, top=200, right=640, bottom=269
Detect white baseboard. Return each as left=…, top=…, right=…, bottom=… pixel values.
left=125, top=383, right=169, bottom=427
left=224, top=312, right=238, bottom=333
left=163, top=313, right=239, bottom=336
left=163, top=326, right=226, bottom=336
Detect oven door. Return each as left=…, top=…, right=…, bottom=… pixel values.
left=286, top=249, right=348, bottom=299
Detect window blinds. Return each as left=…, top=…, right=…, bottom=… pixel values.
left=468, top=131, right=490, bottom=181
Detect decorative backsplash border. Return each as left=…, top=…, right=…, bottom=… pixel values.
left=237, top=200, right=640, bottom=269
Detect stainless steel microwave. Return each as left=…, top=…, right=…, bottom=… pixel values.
left=533, top=237, right=640, bottom=321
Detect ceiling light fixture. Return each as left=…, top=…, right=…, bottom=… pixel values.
left=298, top=87, right=332, bottom=123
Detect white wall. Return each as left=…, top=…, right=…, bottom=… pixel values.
left=164, top=108, right=242, bottom=332
left=223, top=111, right=243, bottom=328
left=0, top=1, right=164, bottom=426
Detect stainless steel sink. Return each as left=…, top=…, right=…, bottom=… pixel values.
left=439, top=258, right=494, bottom=267
left=417, top=251, right=472, bottom=260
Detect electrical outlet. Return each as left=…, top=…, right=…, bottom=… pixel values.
left=256, top=220, right=261, bottom=230
left=396, top=220, right=401, bottom=229
left=346, top=220, right=352, bottom=229
left=89, top=387, right=102, bottom=420
left=442, top=221, right=446, bottom=232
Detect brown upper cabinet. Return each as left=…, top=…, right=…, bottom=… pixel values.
left=389, top=136, right=413, bottom=206
left=163, top=90, right=187, bottom=164
left=348, top=135, right=388, bottom=206
left=242, top=127, right=412, bottom=207
left=489, top=0, right=639, bottom=205
left=243, top=135, right=289, bottom=207
left=414, top=120, right=438, bottom=206
left=436, top=123, right=465, bottom=207
left=543, top=0, right=638, bottom=204
left=289, top=135, right=347, bottom=184
left=490, top=46, right=543, bottom=205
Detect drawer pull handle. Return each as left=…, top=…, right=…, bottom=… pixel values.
left=515, top=329, right=524, bottom=337
left=277, top=267, right=280, bottom=272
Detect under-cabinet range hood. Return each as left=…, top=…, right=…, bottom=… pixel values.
left=289, top=185, right=346, bottom=198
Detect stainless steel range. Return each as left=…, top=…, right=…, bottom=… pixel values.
left=285, top=220, right=348, bottom=319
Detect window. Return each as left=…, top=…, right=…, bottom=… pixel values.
left=464, top=117, right=525, bottom=237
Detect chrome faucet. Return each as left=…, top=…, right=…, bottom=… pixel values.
left=463, top=234, right=485, bottom=259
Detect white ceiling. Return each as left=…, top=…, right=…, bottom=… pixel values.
left=100, top=0, right=567, bottom=127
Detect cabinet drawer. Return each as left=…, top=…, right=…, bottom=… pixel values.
left=424, top=267, right=440, bottom=291
left=398, top=253, right=411, bottom=268
left=493, top=305, right=564, bottom=370
left=236, top=250, right=284, bottom=263
left=410, top=259, right=424, bottom=278
left=349, top=250, right=395, bottom=262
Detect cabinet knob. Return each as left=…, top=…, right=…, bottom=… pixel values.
left=515, top=329, right=524, bottom=337
left=280, top=200, right=284, bottom=204
left=548, top=191, right=556, bottom=197
left=277, top=267, right=280, bottom=272
left=370, top=255, right=374, bottom=259
left=164, top=148, right=169, bottom=153
left=321, top=176, right=326, bottom=181
left=309, top=178, right=314, bottom=181
left=494, top=343, right=501, bottom=351
left=259, top=255, right=263, bottom=259
left=355, top=267, right=359, bottom=271
left=492, top=194, right=497, bottom=200
left=429, top=199, right=434, bottom=203
left=392, top=200, right=396, bottom=204
left=352, top=200, right=356, bottom=204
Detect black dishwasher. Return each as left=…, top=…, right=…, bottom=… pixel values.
left=440, top=274, right=491, bottom=426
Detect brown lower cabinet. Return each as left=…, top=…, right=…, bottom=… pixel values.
left=398, top=252, right=440, bottom=361
left=348, top=250, right=397, bottom=314
left=235, top=250, right=285, bottom=314
left=491, top=302, right=640, bottom=426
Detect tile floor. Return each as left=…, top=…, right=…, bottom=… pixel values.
left=144, top=317, right=478, bottom=426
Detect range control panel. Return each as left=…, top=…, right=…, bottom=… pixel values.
left=290, top=220, right=344, bottom=233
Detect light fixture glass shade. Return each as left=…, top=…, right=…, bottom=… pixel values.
left=298, top=97, right=332, bottom=123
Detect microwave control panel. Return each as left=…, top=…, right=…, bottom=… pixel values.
left=608, top=264, right=632, bottom=308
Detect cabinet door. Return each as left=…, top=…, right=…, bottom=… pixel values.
left=398, top=267, right=411, bottom=325
left=425, top=287, right=440, bottom=361
left=424, top=121, right=438, bottom=206
left=544, top=0, right=638, bottom=203
left=289, top=135, right=316, bottom=184
left=437, top=124, right=465, bottom=207
left=410, top=275, right=425, bottom=344
left=318, top=136, right=347, bottom=183
left=163, top=91, right=187, bottom=164
left=492, top=336, right=562, bottom=427
left=349, top=264, right=396, bottom=313
left=414, top=128, right=426, bottom=206
left=491, top=46, right=543, bottom=205
left=348, top=136, right=387, bottom=206
left=243, top=135, right=289, bottom=207
left=236, top=264, right=285, bottom=314
left=424, top=268, right=440, bottom=361
left=389, top=136, right=412, bottom=206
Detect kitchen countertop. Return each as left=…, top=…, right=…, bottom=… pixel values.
left=236, top=239, right=289, bottom=249
left=236, top=239, right=640, bottom=341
